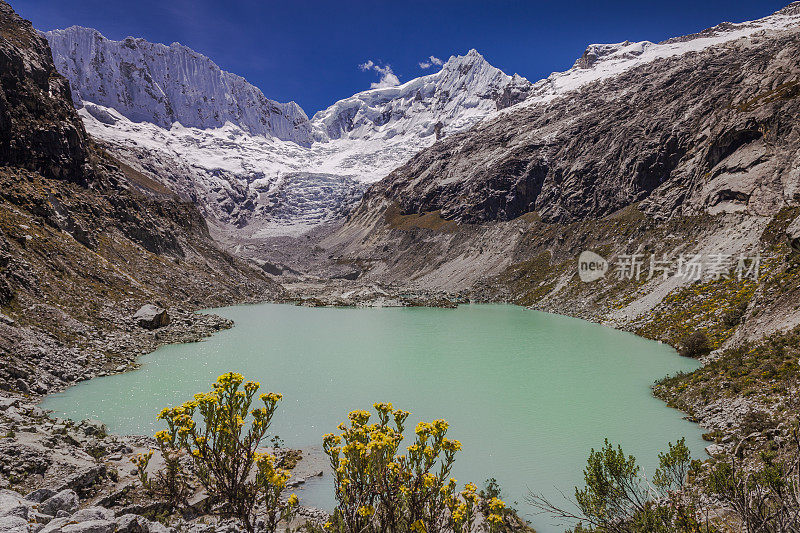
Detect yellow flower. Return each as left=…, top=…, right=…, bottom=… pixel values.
left=488, top=496, right=506, bottom=513
left=357, top=505, right=374, bottom=517
left=410, top=519, right=427, bottom=532
left=348, top=410, right=371, bottom=425
left=287, top=493, right=299, bottom=506
left=442, top=438, right=462, bottom=452
left=323, top=433, right=342, bottom=447
left=373, top=401, right=393, bottom=413
left=260, top=392, right=283, bottom=403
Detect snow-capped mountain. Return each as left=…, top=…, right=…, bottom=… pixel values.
left=47, top=26, right=313, bottom=146
left=45, top=28, right=532, bottom=236
left=43, top=4, right=800, bottom=238
left=516, top=4, right=800, bottom=107
left=311, top=49, right=531, bottom=142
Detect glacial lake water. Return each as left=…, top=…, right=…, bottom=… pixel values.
left=41, top=303, right=704, bottom=532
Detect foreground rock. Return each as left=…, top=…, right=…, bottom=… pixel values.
left=0, top=391, right=327, bottom=532
left=0, top=487, right=169, bottom=533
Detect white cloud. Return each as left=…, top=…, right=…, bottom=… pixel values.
left=359, top=60, right=400, bottom=89
left=418, top=55, right=443, bottom=69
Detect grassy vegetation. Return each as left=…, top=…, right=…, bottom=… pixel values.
left=635, top=276, right=758, bottom=350
left=655, top=326, right=800, bottom=416
left=732, top=79, right=800, bottom=113
left=384, top=203, right=460, bottom=233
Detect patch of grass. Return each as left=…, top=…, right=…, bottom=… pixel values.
left=635, top=276, right=757, bottom=350
left=733, top=80, right=800, bottom=113
left=655, top=326, right=800, bottom=418
left=384, top=203, right=460, bottom=233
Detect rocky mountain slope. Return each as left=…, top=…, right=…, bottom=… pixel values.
left=44, top=28, right=532, bottom=237
left=0, top=0, right=280, bottom=398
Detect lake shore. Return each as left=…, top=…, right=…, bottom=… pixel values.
left=12, top=297, right=711, bottom=533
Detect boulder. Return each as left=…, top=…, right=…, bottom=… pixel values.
left=40, top=489, right=79, bottom=517
left=25, top=487, right=56, bottom=503
left=0, top=515, right=28, bottom=533
left=61, top=520, right=117, bottom=533
left=132, top=305, right=170, bottom=330
left=787, top=215, right=800, bottom=253
left=78, top=419, right=107, bottom=437
left=0, top=397, right=19, bottom=411
left=114, top=514, right=149, bottom=533
left=57, top=465, right=107, bottom=494
left=0, top=489, right=30, bottom=519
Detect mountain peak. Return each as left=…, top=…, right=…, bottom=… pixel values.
left=441, top=48, right=490, bottom=73
left=311, top=48, right=529, bottom=142
left=45, top=27, right=314, bottom=146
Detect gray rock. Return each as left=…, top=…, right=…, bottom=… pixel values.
left=787, top=215, right=800, bottom=253
left=39, top=517, right=71, bottom=533
left=40, top=489, right=79, bottom=517
left=57, top=465, right=106, bottom=493
left=61, top=520, right=117, bottom=533
left=78, top=419, right=107, bottom=437
left=0, top=489, right=29, bottom=519
left=114, top=514, right=149, bottom=533
left=132, top=305, right=170, bottom=330
left=70, top=507, right=115, bottom=521
left=33, top=512, right=53, bottom=525
left=0, top=515, right=28, bottom=533
left=0, top=397, right=18, bottom=411
left=25, top=487, right=56, bottom=503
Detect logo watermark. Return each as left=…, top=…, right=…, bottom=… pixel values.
left=578, top=251, right=609, bottom=282
left=577, top=251, right=760, bottom=283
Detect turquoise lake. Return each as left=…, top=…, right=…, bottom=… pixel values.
left=41, top=303, right=704, bottom=532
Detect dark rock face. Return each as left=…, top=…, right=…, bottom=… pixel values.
left=0, top=2, right=88, bottom=182
left=358, top=25, right=800, bottom=224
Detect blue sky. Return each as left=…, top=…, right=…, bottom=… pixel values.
left=17, top=0, right=789, bottom=115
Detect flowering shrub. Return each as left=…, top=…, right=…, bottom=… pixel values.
left=155, top=372, right=299, bottom=532
left=322, top=402, right=506, bottom=533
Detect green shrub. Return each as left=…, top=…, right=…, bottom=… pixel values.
left=530, top=439, right=704, bottom=532
left=679, top=331, right=711, bottom=358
